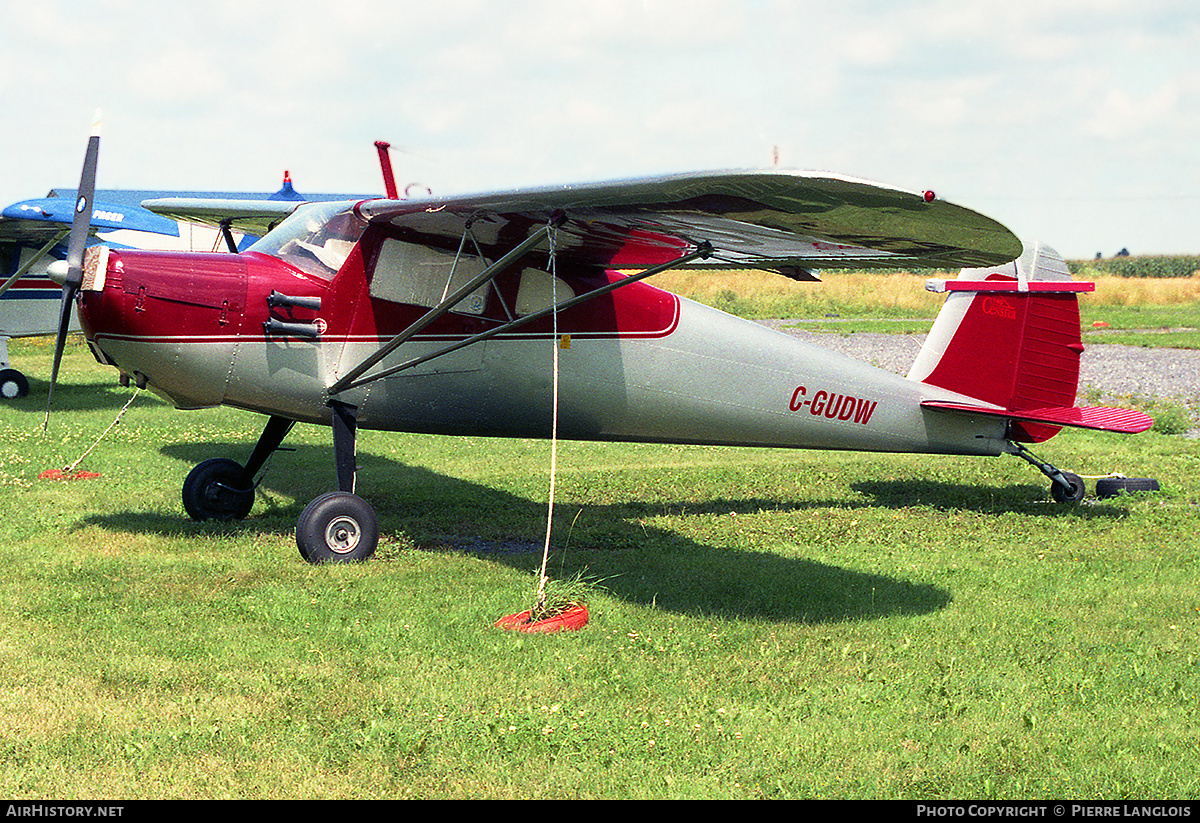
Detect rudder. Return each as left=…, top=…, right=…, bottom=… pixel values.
left=908, top=242, right=1093, bottom=442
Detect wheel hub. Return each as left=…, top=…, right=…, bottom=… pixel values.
left=325, top=515, right=361, bottom=554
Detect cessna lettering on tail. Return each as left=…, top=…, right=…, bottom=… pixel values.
left=981, top=295, right=1017, bottom=320
left=789, top=386, right=879, bottom=425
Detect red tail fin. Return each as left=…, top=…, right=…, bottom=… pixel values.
left=909, top=243, right=1110, bottom=442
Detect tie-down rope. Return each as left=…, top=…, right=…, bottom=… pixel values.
left=59, top=386, right=143, bottom=473
left=535, top=221, right=561, bottom=615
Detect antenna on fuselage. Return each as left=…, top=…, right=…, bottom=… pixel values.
left=375, top=141, right=399, bottom=199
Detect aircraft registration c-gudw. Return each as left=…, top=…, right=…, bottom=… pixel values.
left=41, top=132, right=1153, bottom=564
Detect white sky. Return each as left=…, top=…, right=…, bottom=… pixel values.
left=1, top=0, right=1196, bottom=259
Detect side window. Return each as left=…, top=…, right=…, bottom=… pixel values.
left=370, top=238, right=490, bottom=315
left=515, top=268, right=575, bottom=315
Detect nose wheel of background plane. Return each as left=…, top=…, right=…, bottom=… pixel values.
left=0, top=368, right=29, bottom=399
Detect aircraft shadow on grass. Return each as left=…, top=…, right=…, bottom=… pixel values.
left=79, top=441, right=1128, bottom=625
left=851, top=479, right=1129, bottom=519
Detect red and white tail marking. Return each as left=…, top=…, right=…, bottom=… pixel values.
left=910, top=242, right=1152, bottom=441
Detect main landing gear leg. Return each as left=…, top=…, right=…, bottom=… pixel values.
left=295, top=401, right=379, bottom=564
left=182, top=415, right=295, bottom=521
left=1009, top=441, right=1085, bottom=504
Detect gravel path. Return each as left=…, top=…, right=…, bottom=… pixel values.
left=756, top=320, right=1200, bottom=433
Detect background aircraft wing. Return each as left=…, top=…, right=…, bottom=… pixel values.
left=1, top=191, right=181, bottom=245
left=1, top=189, right=187, bottom=305
left=357, top=169, right=1023, bottom=276
left=142, top=190, right=379, bottom=237
left=140, top=198, right=302, bottom=238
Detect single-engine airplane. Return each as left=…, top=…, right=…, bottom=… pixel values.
left=45, top=131, right=1152, bottom=564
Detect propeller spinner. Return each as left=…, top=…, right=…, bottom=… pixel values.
left=44, top=122, right=101, bottom=430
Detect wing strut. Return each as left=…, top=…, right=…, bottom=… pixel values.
left=219, top=219, right=239, bottom=253
left=327, top=238, right=714, bottom=397
left=0, top=230, right=69, bottom=299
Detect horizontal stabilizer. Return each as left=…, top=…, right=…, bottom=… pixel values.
left=924, top=279, right=1094, bottom=294
left=922, top=400, right=1153, bottom=434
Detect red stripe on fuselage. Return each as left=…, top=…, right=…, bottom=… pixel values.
left=79, top=249, right=683, bottom=368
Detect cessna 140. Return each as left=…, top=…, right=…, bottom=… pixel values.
left=45, top=131, right=1152, bottom=564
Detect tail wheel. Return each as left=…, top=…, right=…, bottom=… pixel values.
left=182, top=458, right=255, bottom=521
left=1050, top=472, right=1086, bottom=504
left=296, top=492, right=378, bottom=564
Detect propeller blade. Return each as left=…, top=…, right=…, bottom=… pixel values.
left=44, top=285, right=76, bottom=422
left=64, top=128, right=100, bottom=290
left=44, top=120, right=101, bottom=430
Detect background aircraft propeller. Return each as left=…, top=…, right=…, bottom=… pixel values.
left=44, top=121, right=100, bottom=429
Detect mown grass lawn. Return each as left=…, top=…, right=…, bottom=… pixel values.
left=1, top=339, right=1197, bottom=799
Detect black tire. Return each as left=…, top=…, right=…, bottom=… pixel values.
left=182, top=458, right=255, bottom=521
left=1096, top=477, right=1160, bottom=499
left=1050, top=472, right=1086, bottom=504
left=296, top=492, right=378, bottom=564
left=0, top=368, right=29, bottom=400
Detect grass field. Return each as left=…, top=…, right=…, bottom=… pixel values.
left=1, top=330, right=1198, bottom=798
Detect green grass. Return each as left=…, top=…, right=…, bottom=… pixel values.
left=780, top=318, right=936, bottom=335
left=1, top=341, right=1198, bottom=798
left=777, top=306, right=1200, bottom=349
left=1081, top=306, right=1200, bottom=350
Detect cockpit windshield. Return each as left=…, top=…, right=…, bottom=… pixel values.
left=247, top=201, right=367, bottom=279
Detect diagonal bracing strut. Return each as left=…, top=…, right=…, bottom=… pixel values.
left=0, top=230, right=69, bottom=299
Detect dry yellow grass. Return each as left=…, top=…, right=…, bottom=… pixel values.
left=642, top=268, right=1199, bottom=316
left=1089, top=274, right=1200, bottom=306
left=645, top=268, right=954, bottom=317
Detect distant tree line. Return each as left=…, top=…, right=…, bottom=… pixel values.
left=1069, top=255, right=1200, bottom=278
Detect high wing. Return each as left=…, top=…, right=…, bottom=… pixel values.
left=317, top=170, right=1023, bottom=396
left=355, top=169, right=1023, bottom=276
left=142, top=170, right=1020, bottom=275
